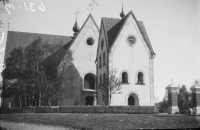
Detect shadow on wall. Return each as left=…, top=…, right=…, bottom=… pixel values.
left=56, top=63, right=82, bottom=106
left=1, top=37, right=82, bottom=107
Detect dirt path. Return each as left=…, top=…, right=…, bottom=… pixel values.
left=0, top=121, right=75, bottom=130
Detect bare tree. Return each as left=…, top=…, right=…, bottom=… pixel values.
left=0, top=0, right=9, bottom=14
left=99, top=69, right=121, bottom=105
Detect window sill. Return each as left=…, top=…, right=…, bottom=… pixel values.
left=135, top=83, right=145, bottom=85
left=82, top=89, right=97, bottom=93
left=121, top=83, right=130, bottom=85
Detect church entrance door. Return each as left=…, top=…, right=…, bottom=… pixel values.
left=128, top=96, right=135, bottom=105
left=85, top=96, right=94, bottom=105
left=126, top=93, right=139, bottom=105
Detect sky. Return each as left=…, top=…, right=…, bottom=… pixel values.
left=0, top=0, right=200, bottom=102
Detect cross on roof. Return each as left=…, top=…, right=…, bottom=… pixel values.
left=75, top=10, right=80, bottom=17
left=87, top=3, right=93, bottom=13
left=87, top=0, right=99, bottom=13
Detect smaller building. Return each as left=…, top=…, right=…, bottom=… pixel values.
left=166, top=83, right=180, bottom=114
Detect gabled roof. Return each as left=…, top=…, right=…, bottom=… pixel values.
left=72, top=13, right=99, bottom=43
left=42, top=13, right=100, bottom=73
left=137, top=21, right=155, bottom=56
left=101, top=11, right=155, bottom=56
left=57, top=13, right=99, bottom=53
left=5, top=31, right=72, bottom=60
left=101, top=17, right=121, bottom=49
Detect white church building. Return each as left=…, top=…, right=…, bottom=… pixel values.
left=4, top=8, right=155, bottom=107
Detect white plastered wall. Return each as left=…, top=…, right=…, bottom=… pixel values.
left=109, top=15, right=152, bottom=106
left=96, top=24, right=108, bottom=105
left=69, top=16, right=99, bottom=105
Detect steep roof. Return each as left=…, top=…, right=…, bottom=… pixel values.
left=101, top=17, right=123, bottom=49
left=137, top=21, right=155, bottom=56
left=5, top=31, right=72, bottom=60
left=101, top=11, right=155, bottom=56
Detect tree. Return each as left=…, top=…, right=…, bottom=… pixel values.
left=1, top=47, right=26, bottom=107
left=24, top=37, right=45, bottom=106
left=0, top=0, right=9, bottom=15
left=46, top=50, right=80, bottom=106
left=0, top=0, right=8, bottom=4
left=159, top=88, right=168, bottom=113
left=1, top=37, right=65, bottom=107
left=99, top=69, right=121, bottom=105
left=178, top=85, right=190, bottom=114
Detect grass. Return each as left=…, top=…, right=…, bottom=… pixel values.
left=0, top=113, right=200, bottom=129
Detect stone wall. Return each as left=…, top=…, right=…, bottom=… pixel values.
left=0, top=106, right=158, bottom=114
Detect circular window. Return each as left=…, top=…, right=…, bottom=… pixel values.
left=86, top=37, right=94, bottom=46
left=126, top=35, right=136, bottom=45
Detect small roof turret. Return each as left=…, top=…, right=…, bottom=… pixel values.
left=120, top=5, right=125, bottom=18
left=73, top=17, right=80, bottom=33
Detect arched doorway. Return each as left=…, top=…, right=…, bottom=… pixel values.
left=85, top=96, right=94, bottom=105
left=84, top=73, right=95, bottom=90
left=126, top=92, right=139, bottom=106
left=128, top=96, right=135, bottom=105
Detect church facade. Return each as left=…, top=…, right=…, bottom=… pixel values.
left=4, top=9, right=155, bottom=107
left=96, top=10, right=156, bottom=106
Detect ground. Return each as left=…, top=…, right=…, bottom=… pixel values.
left=0, top=121, right=70, bottom=130
left=0, top=113, right=200, bottom=129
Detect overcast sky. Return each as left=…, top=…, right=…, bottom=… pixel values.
left=1, top=0, right=200, bottom=102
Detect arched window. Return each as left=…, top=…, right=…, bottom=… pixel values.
left=137, top=72, right=144, bottom=84
left=100, top=75, right=102, bottom=86
left=103, top=73, right=106, bottom=85
left=84, top=73, right=95, bottom=90
left=103, top=52, right=106, bottom=65
left=101, top=40, right=104, bottom=50
left=99, top=55, right=101, bottom=68
left=122, top=72, right=128, bottom=83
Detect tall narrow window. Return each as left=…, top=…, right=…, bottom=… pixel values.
left=103, top=52, right=106, bottom=66
left=122, top=72, right=128, bottom=83
left=138, top=72, right=144, bottom=84
left=99, top=55, right=101, bottom=68
left=103, top=73, right=106, bottom=85
left=101, top=40, right=104, bottom=50
left=100, top=75, right=102, bottom=86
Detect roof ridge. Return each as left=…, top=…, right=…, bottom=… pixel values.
left=7, top=30, right=73, bottom=37
left=102, top=17, right=121, bottom=20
